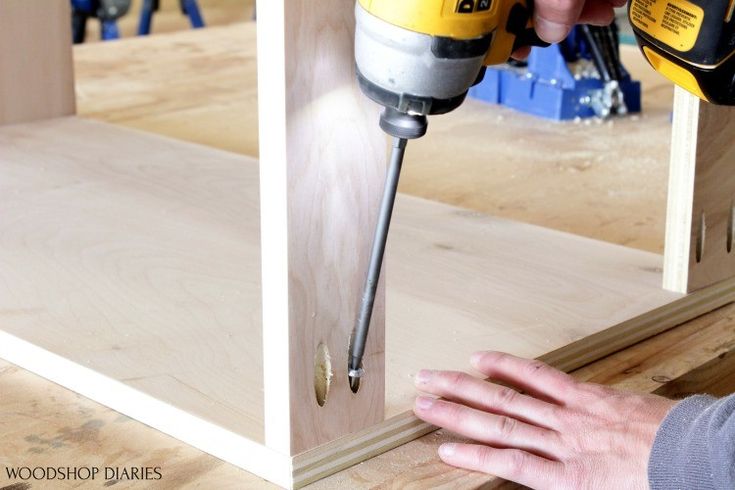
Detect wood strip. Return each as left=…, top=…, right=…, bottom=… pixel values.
left=0, top=0, right=75, bottom=125
left=256, top=0, right=387, bottom=455
left=292, top=414, right=434, bottom=487
left=664, top=87, right=735, bottom=293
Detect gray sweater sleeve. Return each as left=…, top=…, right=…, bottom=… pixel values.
left=648, top=394, right=735, bottom=489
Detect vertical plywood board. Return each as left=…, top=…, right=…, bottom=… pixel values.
left=0, top=0, right=76, bottom=125
left=257, top=1, right=387, bottom=455
left=664, top=87, right=735, bottom=293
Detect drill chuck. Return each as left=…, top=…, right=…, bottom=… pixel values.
left=379, top=108, right=428, bottom=139
left=354, top=2, right=489, bottom=118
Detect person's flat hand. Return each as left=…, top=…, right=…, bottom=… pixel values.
left=413, top=351, right=677, bottom=489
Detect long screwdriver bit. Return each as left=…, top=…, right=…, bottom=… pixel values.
left=348, top=136, right=407, bottom=392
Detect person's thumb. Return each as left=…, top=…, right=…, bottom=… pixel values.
left=533, top=0, right=585, bottom=43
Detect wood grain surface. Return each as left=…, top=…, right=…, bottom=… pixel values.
left=74, top=22, right=259, bottom=156
left=664, top=87, right=735, bottom=293
left=255, top=0, right=387, bottom=454
left=0, top=119, right=265, bottom=440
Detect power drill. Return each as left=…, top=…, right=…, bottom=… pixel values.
left=629, top=0, right=735, bottom=105
left=348, top=0, right=735, bottom=388
left=348, top=0, right=547, bottom=389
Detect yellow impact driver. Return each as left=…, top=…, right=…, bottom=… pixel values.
left=349, top=0, right=547, bottom=389
left=629, top=0, right=735, bottom=105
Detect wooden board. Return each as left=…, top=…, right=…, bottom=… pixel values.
left=75, top=23, right=260, bottom=156
left=664, top=87, right=735, bottom=293
left=0, top=0, right=76, bottom=125
left=2, top=117, right=734, bottom=486
left=255, top=0, right=387, bottom=455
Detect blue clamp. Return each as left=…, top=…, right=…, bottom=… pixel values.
left=470, top=25, right=641, bottom=121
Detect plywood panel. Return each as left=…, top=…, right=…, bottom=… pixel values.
left=256, top=0, right=387, bottom=454
left=0, top=118, right=264, bottom=441
left=0, top=0, right=75, bottom=125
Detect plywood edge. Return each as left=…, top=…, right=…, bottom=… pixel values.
left=0, top=330, right=293, bottom=489
left=291, top=411, right=434, bottom=488
left=663, top=88, right=735, bottom=293
left=543, top=273, right=735, bottom=371
left=663, top=87, right=699, bottom=293
left=290, top=276, right=735, bottom=487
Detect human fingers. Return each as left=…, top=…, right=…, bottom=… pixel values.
left=415, top=369, right=560, bottom=429
left=438, top=443, right=565, bottom=489
left=471, top=352, right=577, bottom=404
left=533, top=0, right=586, bottom=43
left=414, top=396, right=562, bottom=459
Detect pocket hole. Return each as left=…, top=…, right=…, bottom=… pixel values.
left=314, top=343, right=332, bottom=407
left=696, top=211, right=706, bottom=263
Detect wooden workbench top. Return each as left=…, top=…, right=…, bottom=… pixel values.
left=1, top=22, right=733, bottom=490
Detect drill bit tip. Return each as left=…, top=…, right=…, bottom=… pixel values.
left=348, top=373, right=361, bottom=393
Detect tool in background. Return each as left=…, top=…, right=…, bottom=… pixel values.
left=138, top=0, right=205, bottom=36
left=348, top=0, right=548, bottom=390
left=629, top=0, right=735, bottom=105
left=71, top=0, right=131, bottom=43
left=469, top=21, right=641, bottom=120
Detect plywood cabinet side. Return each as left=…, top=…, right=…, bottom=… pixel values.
left=257, top=1, right=387, bottom=455
left=0, top=0, right=76, bottom=125
left=664, top=87, right=735, bottom=293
